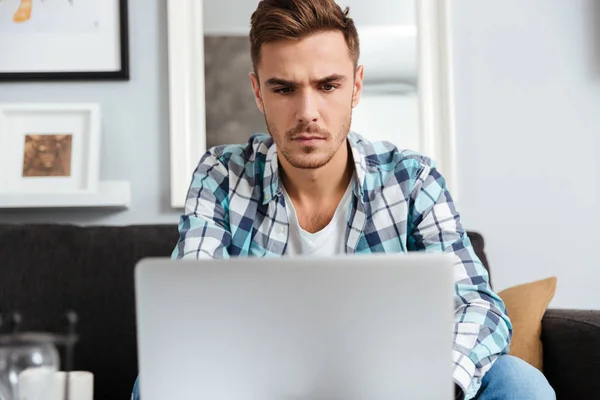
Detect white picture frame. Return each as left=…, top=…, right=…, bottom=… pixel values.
left=0, top=103, right=101, bottom=195
left=167, top=0, right=457, bottom=208
left=0, top=0, right=129, bottom=81
left=167, top=0, right=206, bottom=209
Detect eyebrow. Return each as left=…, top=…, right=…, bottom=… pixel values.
left=264, top=74, right=347, bottom=87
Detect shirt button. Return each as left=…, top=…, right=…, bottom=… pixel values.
left=279, top=226, right=285, bottom=233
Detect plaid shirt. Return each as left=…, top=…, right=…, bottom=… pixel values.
left=172, top=131, right=512, bottom=398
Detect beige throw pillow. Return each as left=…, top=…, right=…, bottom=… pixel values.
left=497, top=276, right=557, bottom=371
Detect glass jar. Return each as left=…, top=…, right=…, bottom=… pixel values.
left=0, top=333, right=60, bottom=400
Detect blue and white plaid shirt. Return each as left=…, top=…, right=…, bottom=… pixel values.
left=168, top=131, right=512, bottom=398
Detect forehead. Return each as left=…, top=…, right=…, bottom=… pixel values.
left=257, top=30, right=354, bottom=81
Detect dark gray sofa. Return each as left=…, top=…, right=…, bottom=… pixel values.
left=0, top=224, right=597, bottom=399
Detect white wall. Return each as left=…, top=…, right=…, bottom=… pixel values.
left=0, top=0, right=181, bottom=225
left=451, top=0, right=600, bottom=309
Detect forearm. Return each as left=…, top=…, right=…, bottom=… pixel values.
left=172, top=214, right=232, bottom=259
left=172, top=151, right=233, bottom=260
left=407, top=160, right=512, bottom=397
left=451, top=244, right=512, bottom=397
left=452, top=310, right=511, bottom=397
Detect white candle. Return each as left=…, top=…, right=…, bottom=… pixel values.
left=51, top=371, right=94, bottom=400
left=18, top=367, right=57, bottom=400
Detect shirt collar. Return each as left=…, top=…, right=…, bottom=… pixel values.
left=262, top=141, right=281, bottom=205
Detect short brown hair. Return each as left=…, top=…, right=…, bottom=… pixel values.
left=249, top=0, right=360, bottom=75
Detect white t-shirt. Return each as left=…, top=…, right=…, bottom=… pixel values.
left=282, top=181, right=353, bottom=256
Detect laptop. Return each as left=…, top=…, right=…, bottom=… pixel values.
left=134, top=253, right=455, bottom=400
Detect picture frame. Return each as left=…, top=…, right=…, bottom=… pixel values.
left=0, top=0, right=129, bottom=81
left=167, top=0, right=206, bottom=208
left=0, top=103, right=101, bottom=195
left=167, top=0, right=457, bottom=208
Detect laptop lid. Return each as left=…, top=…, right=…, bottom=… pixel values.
left=135, top=253, right=455, bottom=400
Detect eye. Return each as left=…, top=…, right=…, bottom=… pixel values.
left=274, top=87, right=294, bottom=95
left=321, top=84, right=338, bottom=92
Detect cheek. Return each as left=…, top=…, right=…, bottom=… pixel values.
left=262, top=92, right=279, bottom=110
left=264, top=97, right=294, bottom=121
left=264, top=102, right=289, bottom=132
left=322, top=95, right=352, bottom=120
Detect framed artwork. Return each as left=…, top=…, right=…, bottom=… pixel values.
left=0, top=0, right=129, bottom=81
left=0, top=103, right=101, bottom=195
left=166, top=0, right=458, bottom=208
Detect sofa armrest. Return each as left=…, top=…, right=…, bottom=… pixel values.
left=541, top=308, right=600, bottom=399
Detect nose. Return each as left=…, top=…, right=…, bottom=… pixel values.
left=294, top=89, right=319, bottom=124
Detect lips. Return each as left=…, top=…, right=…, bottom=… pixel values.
left=293, top=135, right=325, bottom=141
left=293, top=136, right=325, bottom=146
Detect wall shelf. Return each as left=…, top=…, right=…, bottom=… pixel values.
left=0, top=181, right=131, bottom=209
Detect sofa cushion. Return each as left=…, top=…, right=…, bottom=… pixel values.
left=498, top=277, right=557, bottom=371
left=541, top=308, right=600, bottom=398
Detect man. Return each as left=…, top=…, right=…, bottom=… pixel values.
left=133, top=0, right=555, bottom=398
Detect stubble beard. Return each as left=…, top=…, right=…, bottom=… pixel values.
left=264, top=113, right=352, bottom=170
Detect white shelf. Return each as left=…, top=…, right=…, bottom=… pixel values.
left=0, top=181, right=131, bottom=209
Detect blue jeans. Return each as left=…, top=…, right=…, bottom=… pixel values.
left=131, top=355, right=555, bottom=400
left=131, top=376, right=139, bottom=400
left=474, top=355, right=556, bottom=399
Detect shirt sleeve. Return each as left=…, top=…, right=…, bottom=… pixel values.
left=407, top=157, right=513, bottom=398
left=171, top=151, right=232, bottom=259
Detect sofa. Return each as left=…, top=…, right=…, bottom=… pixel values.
left=0, top=223, right=598, bottom=399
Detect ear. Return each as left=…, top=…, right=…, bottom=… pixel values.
left=352, top=65, right=364, bottom=108
left=249, top=72, right=265, bottom=113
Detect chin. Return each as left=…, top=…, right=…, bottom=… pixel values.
left=285, top=152, right=334, bottom=170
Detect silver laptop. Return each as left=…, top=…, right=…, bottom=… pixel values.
left=134, top=253, right=455, bottom=400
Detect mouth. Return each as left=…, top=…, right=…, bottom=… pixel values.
left=292, top=135, right=326, bottom=144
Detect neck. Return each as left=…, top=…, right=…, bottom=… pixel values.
left=279, top=141, right=353, bottom=205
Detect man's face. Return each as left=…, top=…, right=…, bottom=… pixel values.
left=250, top=30, right=363, bottom=170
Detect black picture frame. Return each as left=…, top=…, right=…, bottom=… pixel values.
left=0, top=0, right=129, bottom=82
